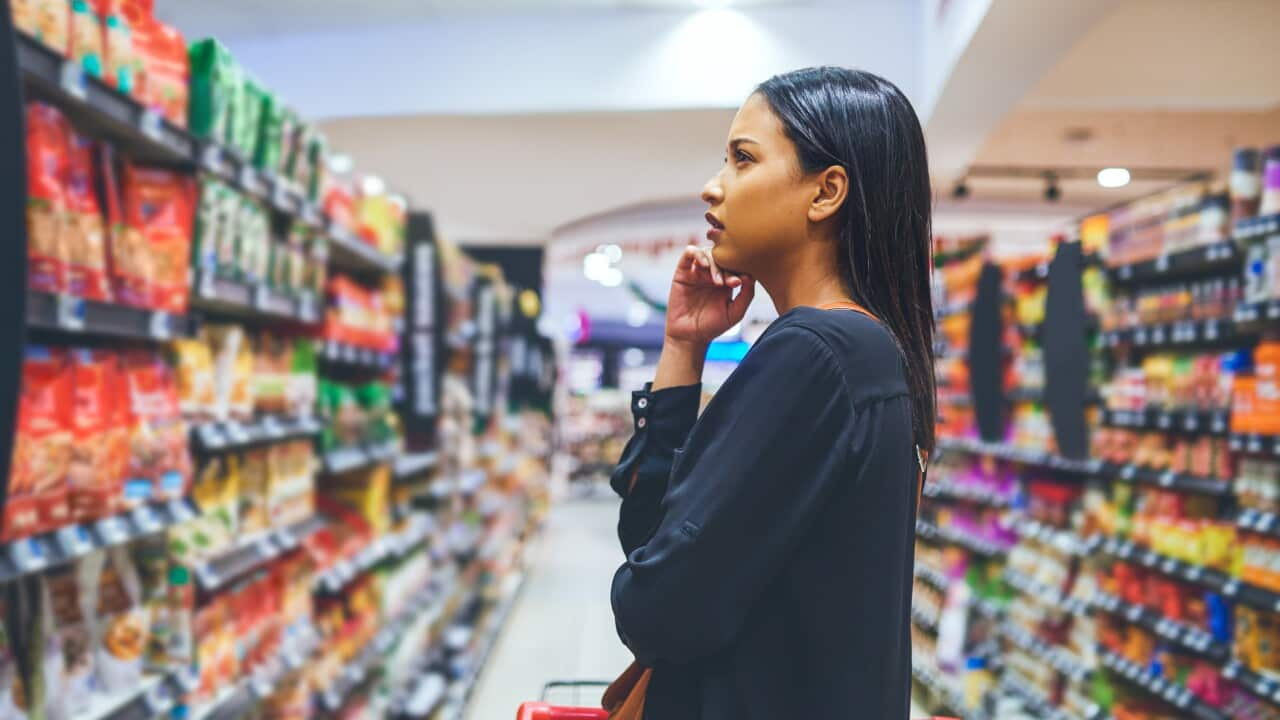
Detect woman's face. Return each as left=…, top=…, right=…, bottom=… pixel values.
left=701, top=93, right=816, bottom=277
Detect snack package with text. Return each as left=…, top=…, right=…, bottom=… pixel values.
left=91, top=547, right=148, bottom=693
left=121, top=163, right=194, bottom=313
left=25, top=101, right=69, bottom=294
left=68, top=0, right=103, bottom=78
left=94, top=0, right=135, bottom=94
left=64, top=131, right=111, bottom=302
left=6, top=347, right=72, bottom=540
left=68, top=349, right=119, bottom=523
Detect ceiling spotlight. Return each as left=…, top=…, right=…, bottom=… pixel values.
left=1097, top=167, right=1131, bottom=189
left=1044, top=173, right=1061, bottom=203
left=952, top=180, right=970, bottom=200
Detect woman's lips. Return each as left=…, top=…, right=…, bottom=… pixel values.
left=706, top=228, right=723, bottom=243
left=705, top=212, right=725, bottom=243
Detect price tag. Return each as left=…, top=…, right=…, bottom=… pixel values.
left=169, top=499, right=197, bottom=523
left=1159, top=470, right=1176, bottom=487
left=1269, top=303, right=1280, bottom=320
left=1151, top=326, right=1167, bottom=344
left=138, top=109, right=163, bottom=142
left=1126, top=604, right=1142, bottom=622
left=1120, top=465, right=1138, bottom=481
left=96, top=516, right=129, bottom=544
left=297, top=292, right=317, bottom=322
left=9, top=538, right=47, bottom=572
left=225, top=422, right=251, bottom=445
left=131, top=505, right=162, bottom=533
left=56, top=525, right=93, bottom=557
left=239, top=164, right=260, bottom=194
left=1185, top=565, right=1202, bottom=582
left=143, top=683, right=173, bottom=713
left=272, top=179, right=291, bottom=210
left=197, top=424, right=226, bottom=450
left=148, top=311, right=172, bottom=340
left=255, top=535, right=277, bottom=558
left=343, top=344, right=357, bottom=362
left=1157, top=412, right=1172, bottom=429
left=262, top=417, right=285, bottom=439
left=1154, top=255, right=1170, bottom=273
left=59, top=60, right=87, bottom=99
left=1134, top=327, right=1149, bottom=345
left=254, top=284, right=271, bottom=312
left=1224, top=579, right=1240, bottom=597
left=1204, top=319, right=1219, bottom=341
left=1250, top=435, right=1264, bottom=454
left=1118, top=265, right=1134, bottom=281
left=1184, top=414, right=1198, bottom=432
left=55, top=293, right=85, bottom=331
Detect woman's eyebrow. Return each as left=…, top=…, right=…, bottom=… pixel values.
left=728, top=137, right=760, bottom=151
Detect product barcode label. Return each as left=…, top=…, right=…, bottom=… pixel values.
left=149, top=311, right=172, bottom=340
left=55, top=293, right=85, bottom=331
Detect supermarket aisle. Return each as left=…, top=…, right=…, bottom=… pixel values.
left=466, top=490, right=631, bottom=718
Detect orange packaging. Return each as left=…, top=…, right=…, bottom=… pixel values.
left=5, top=347, right=72, bottom=540
left=22, top=0, right=70, bottom=54
left=64, top=130, right=112, bottom=301
left=68, top=0, right=103, bottom=77
left=93, top=0, right=135, bottom=93
left=1233, top=376, right=1258, bottom=435
left=120, top=3, right=186, bottom=126
left=25, top=101, right=70, bottom=294
left=119, top=351, right=190, bottom=504
left=1256, top=342, right=1280, bottom=436
left=68, top=349, right=119, bottom=522
left=120, top=163, right=194, bottom=313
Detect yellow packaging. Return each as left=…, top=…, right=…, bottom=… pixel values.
left=327, top=465, right=391, bottom=534
left=32, top=0, right=70, bottom=54
left=238, top=449, right=269, bottom=535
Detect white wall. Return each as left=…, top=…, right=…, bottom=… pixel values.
left=214, top=1, right=919, bottom=118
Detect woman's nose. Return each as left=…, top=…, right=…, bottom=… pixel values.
left=701, top=174, right=723, bottom=205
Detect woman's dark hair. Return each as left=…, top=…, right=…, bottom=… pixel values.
left=757, top=67, right=936, bottom=451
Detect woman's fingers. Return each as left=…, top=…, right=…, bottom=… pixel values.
left=728, top=275, right=756, bottom=321
left=704, top=249, right=725, bottom=286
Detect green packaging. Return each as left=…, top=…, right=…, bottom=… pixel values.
left=187, top=38, right=236, bottom=141
left=238, top=76, right=267, bottom=159
left=192, top=178, right=223, bottom=274
left=306, top=129, right=328, bottom=202
left=254, top=91, right=284, bottom=172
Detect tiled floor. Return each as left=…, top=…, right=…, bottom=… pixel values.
left=464, top=491, right=929, bottom=718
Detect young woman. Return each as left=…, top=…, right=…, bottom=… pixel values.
left=608, top=67, right=935, bottom=719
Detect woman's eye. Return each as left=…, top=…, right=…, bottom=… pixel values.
left=735, top=150, right=753, bottom=164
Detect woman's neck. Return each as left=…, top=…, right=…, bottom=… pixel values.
left=758, top=243, right=851, bottom=315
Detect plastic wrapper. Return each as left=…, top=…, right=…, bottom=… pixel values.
left=6, top=347, right=72, bottom=540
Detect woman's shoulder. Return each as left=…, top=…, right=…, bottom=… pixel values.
left=767, top=307, right=910, bottom=402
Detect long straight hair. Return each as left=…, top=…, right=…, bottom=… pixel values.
left=757, top=67, right=936, bottom=451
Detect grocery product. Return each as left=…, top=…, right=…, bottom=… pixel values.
left=42, top=564, right=95, bottom=716
left=92, top=547, right=148, bottom=693
left=68, top=349, right=120, bottom=522
left=19, top=0, right=69, bottom=54
left=95, top=0, right=135, bottom=93
left=6, top=348, right=73, bottom=540
left=68, top=0, right=103, bottom=78
left=64, top=130, right=111, bottom=302
left=25, top=101, right=69, bottom=295
left=119, top=350, right=190, bottom=503
left=119, top=163, right=195, bottom=313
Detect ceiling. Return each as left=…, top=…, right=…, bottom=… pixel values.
left=156, top=0, right=798, bottom=37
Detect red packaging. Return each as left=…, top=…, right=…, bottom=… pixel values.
left=68, top=349, right=120, bottom=521
left=120, top=2, right=186, bottom=127
left=120, top=164, right=195, bottom=312
left=64, top=131, right=112, bottom=301
left=5, top=347, right=72, bottom=540
left=25, top=101, right=70, bottom=294
left=119, top=351, right=190, bottom=503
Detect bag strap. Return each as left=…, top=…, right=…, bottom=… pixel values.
left=819, top=300, right=929, bottom=508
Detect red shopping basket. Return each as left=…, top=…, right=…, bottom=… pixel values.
left=516, top=681, right=959, bottom=719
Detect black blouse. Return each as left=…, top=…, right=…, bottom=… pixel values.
left=610, top=306, right=919, bottom=720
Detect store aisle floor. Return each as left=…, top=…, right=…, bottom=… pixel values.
left=465, top=489, right=929, bottom=719
left=466, top=490, right=631, bottom=719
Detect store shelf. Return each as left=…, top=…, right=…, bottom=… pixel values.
left=395, top=672, right=449, bottom=720
left=394, top=452, right=441, bottom=481
left=16, top=32, right=194, bottom=165
left=1103, top=462, right=1232, bottom=496
left=0, top=498, right=197, bottom=584
left=191, top=272, right=322, bottom=325
left=191, top=625, right=320, bottom=720
left=999, top=675, right=1108, bottom=720
left=1099, top=649, right=1227, bottom=720
left=1108, top=242, right=1240, bottom=285
left=70, top=672, right=184, bottom=720
left=1220, top=660, right=1280, bottom=710
left=1100, top=407, right=1230, bottom=436
left=313, top=515, right=434, bottom=595
left=970, top=595, right=1005, bottom=621
left=1011, top=518, right=1095, bottom=557
left=1233, top=213, right=1280, bottom=243
left=935, top=437, right=1102, bottom=477
left=1229, top=432, right=1280, bottom=456
left=921, top=480, right=1014, bottom=508
left=430, top=570, right=527, bottom=720
left=999, top=622, right=1091, bottom=682
left=1103, top=317, right=1248, bottom=351
left=1003, top=569, right=1091, bottom=618
left=1233, top=300, right=1280, bottom=334
left=1236, top=508, right=1280, bottom=538
left=192, top=517, right=327, bottom=593
left=328, top=224, right=403, bottom=275
left=318, top=339, right=397, bottom=372
left=915, top=520, right=1009, bottom=558
left=910, top=603, right=940, bottom=634
left=913, top=563, right=950, bottom=592
left=1094, top=537, right=1280, bottom=612
left=26, top=290, right=195, bottom=342
left=190, top=415, right=324, bottom=454
left=1090, top=591, right=1227, bottom=662
left=910, top=660, right=976, bottom=720
left=320, top=440, right=401, bottom=475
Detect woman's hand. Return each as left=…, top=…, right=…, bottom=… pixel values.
left=652, top=247, right=755, bottom=391
left=664, top=246, right=756, bottom=347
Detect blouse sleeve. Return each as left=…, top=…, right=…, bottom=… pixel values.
left=611, top=326, right=860, bottom=666
left=608, top=382, right=702, bottom=555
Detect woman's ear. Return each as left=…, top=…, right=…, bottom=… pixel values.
left=807, top=165, right=848, bottom=223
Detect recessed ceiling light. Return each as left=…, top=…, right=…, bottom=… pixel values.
left=1097, top=167, right=1131, bottom=189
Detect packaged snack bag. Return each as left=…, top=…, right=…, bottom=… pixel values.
left=91, top=548, right=148, bottom=693
left=94, top=0, right=134, bottom=93
left=30, top=0, right=69, bottom=54
left=12, top=0, right=38, bottom=36
left=170, top=339, right=214, bottom=420
left=42, top=565, right=96, bottom=716
left=186, top=38, right=234, bottom=141
left=190, top=178, right=221, bottom=278
left=119, top=351, right=188, bottom=503
left=67, top=0, right=103, bottom=77
left=6, top=348, right=72, bottom=540
left=238, top=449, right=269, bottom=535
left=63, top=131, right=111, bottom=302
left=68, top=349, right=117, bottom=523
left=121, top=163, right=194, bottom=312
left=98, top=145, right=143, bottom=307
left=254, top=91, right=283, bottom=173
left=238, top=76, right=266, bottom=160
left=25, top=102, right=69, bottom=295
